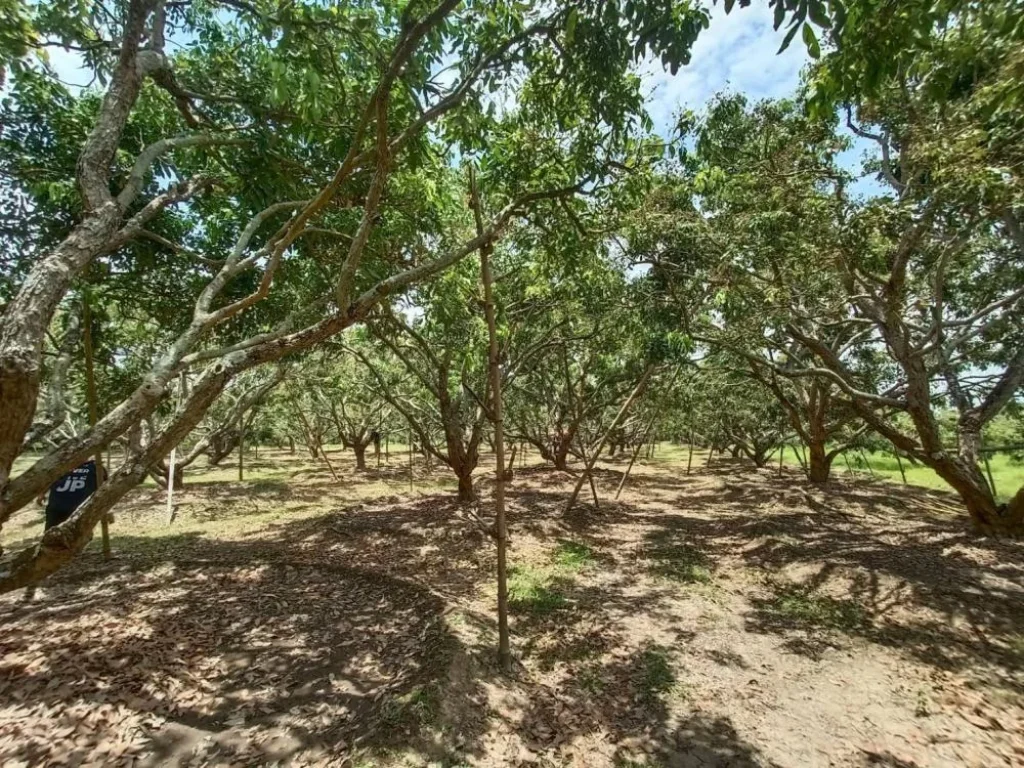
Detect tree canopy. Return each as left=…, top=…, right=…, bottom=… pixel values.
left=1, top=0, right=1022, bottom=597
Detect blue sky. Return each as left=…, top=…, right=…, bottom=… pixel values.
left=641, top=2, right=809, bottom=137
left=40, top=2, right=878, bottom=192
left=640, top=2, right=880, bottom=194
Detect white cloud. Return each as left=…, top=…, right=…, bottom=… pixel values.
left=641, top=2, right=808, bottom=137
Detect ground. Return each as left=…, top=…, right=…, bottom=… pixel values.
left=1, top=446, right=1022, bottom=768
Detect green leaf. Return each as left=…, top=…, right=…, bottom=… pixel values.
left=565, top=7, right=578, bottom=44
left=802, top=23, right=820, bottom=59
left=808, top=0, right=829, bottom=28
left=778, top=21, right=801, bottom=53
left=724, top=0, right=736, bottom=13
left=773, top=0, right=786, bottom=30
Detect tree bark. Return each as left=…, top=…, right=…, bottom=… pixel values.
left=808, top=440, right=833, bottom=484
left=456, top=470, right=475, bottom=503
left=354, top=442, right=367, bottom=470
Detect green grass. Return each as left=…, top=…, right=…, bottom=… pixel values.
left=507, top=564, right=568, bottom=615
left=551, top=540, right=596, bottom=571
left=379, top=684, right=441, bottom=729
left=767, top=586, right=866, bottom=632
left=505, top=541, right=601, bottom=615
left=646, top=541, right=713, bottom=584
left=832, top=450, right=1022, bottom=503
left=634, top=644, right=690, bottom=706
left=638, top=646, right=676, bottom=700
left=650, top=441, right=1023, bottom=504
left=576, top=667, right=605, bottom=694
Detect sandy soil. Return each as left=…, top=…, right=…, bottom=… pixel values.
left=0, top=450, right=1021, bottom=767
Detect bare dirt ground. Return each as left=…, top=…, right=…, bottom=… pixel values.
left=1, top=449, right=1022, bottom=767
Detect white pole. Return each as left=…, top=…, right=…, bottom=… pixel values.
left=166, top=447, right=176, bottom=524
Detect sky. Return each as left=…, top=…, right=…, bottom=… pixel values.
left=641, top=1, right=809, bottom=138
left=38, top=2, right=877, bottom=191
left=639, top=2, right=879, bottom=193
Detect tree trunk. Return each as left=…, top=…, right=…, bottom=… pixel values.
left=752, top=445, right=772, bottom=468
left=456, top=471, right=475, bottom=502
left=552, top=440, right=570, bottom=471
left=354, top=442, right=367, bottom=470
left=808, top=440, right=833, bottom=484
left=151, top=462, right=185, bottom=490
left=930, top=456, right=1023, bottom=534
left=472, top=168, right=511, bottom=671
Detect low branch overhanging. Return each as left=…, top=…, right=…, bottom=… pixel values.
left=0, top=169, right=587, bottom=586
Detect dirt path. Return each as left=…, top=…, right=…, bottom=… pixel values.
left=1, top=452, right=1021, bottom=767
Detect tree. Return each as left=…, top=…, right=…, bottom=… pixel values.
left=0, top=0, right=712, bottom=590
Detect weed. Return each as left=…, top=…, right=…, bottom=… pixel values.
left=638, top=645, right=676, bottom=701
left=379, top=684, right=440, bottom=729
left=647, top=543, right=713, bottom=584
left=576, top=667, right=605, bottom=694
left=914, top=688, right=930, bottom=717
left=507, top=564, right=568, bottom=615
left=552, top=540, right=596, bottom=571
left=1006, top=633, right=1024, bottom=665
left=769, top=587, right=866, bottom=631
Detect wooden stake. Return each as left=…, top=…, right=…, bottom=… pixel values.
left=564, top=364, right=656, bottom=515
left=893, top=446, right=908, bottom=484
left=472, top=167, right=511, bottom=672
left=858, top=447, right=876, bottom=478
left=237, top=406, right=244, bottom=482
left=166, top=447, right=176, bottom=524
left=706, top=428, right=717, bottom=468
left=842, top=450, right=855, bottom=477
left=166, top=371, right=187, bottom=525
left=82, top=297, right=110, bottom=558
left=616, top=438, right=646, bottom=500
left=778, top=444, right=785, bottom=478
left=982, top=451, right=998, bottom=498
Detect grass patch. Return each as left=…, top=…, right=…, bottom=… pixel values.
left=552, top=540, right=596, bottom=571
left=507, top=564, right=568, bottom=615
left=1004, top=634, right=1024, bottom=668
left=576, top=667, right=605, bottom=694
left=647, top=543, right=713, bottom=584
left=639, top=646, right=676, bottom=699
left=768, top=587, right=866, bottom=631
left=379, top=684, right=440, bottom=729
left=635, top=644, right=690, bottom=706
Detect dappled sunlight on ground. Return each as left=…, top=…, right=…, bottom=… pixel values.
left=1, top=448, right=1022, bottom=766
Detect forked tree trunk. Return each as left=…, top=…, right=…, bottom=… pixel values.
left=552, top=437, right=572, bottom=471
left=456, top=470, right=475, bottom=503
left=751, top=444, right=773, bottom=468
left=151, top=462, right=185, bottom=490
